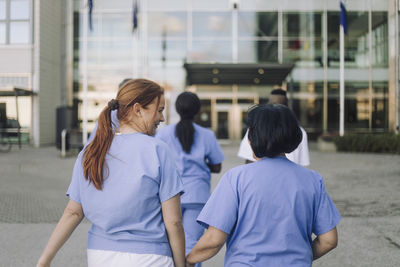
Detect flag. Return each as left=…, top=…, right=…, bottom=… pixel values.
left=133, top=0, right=138, bottom=32
left=340, top=0, right=347, bottom=35
left=88, top=0, right=93, bottom=31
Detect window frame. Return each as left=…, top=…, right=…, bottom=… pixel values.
left=0, top=0, right=31, bottom=45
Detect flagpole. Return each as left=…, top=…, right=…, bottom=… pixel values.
left=132, top=0, right=139, bottom=78
left=339, top=0, right=346, bottom=137
left=82, top=3, right=89, bottom=145
left=339, top=25, right=344, bottom=136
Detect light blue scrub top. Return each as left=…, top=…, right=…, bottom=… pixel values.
left=156, top=123, right=225, bottom=204
left=67, top=133, right=184, bottom=257
left=197, top=156, right=341, bottom=267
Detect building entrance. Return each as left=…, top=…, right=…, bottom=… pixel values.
left=194, top=92, right=256, bottom=141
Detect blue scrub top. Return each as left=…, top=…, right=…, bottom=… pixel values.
left=67, top=133, right=184, bottom=257
left=156, top=123, right=224, bottom=204
left=197, top=156, right=341, bottom=266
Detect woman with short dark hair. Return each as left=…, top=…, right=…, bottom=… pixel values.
left=186, top=104, right=341, bottom=267
left=156, top=92, right=224, bottom=267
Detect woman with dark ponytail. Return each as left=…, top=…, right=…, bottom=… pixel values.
left=156, top=92, right=224, bottom=267
left=37, top=79, right=185, bottom=267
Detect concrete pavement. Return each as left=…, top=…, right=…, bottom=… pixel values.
left=0, top=143, right=399, bottom=266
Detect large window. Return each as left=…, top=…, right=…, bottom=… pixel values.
left=283, top=12, right=322, bottom=66
left=0, top=0, right=31, bottom=44
left=328, top=11, right=369, bottom=68
left=189, top=12, right=232, bottom=62
left=72, top=0, right=391, bottom=134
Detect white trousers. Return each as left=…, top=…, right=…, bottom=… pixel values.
left=87, top=249, right=174, bottom=267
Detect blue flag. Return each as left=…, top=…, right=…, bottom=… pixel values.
left=340, top=0, right=347, bottom=35
left=88, top=0, right=93, bottom=31
left=133, top=0, right=138, bottom=32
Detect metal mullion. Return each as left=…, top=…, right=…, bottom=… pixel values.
left=368, top=3, right=373, bottom=130
left=6, top=0, right=9, bottom=44
left=187, top=0, right=192, bottom=60
left=323, top=9, right=328, bottom=133
left=278, top=9, right=283, bottom=63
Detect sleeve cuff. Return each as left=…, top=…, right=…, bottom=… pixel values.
left=160, top=189, right=185, bottom=203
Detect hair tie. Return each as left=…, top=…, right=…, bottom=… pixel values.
left=108, top=99, right=119, bottom=110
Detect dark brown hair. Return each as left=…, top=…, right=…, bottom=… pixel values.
left=83, top=79, right=164, bottom=190
left=175, top=92, right=201, bottom=153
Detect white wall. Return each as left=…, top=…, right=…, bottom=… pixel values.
left=0, top=46, right=32, bottom=73
left=33, top=0, right=63, bottom=146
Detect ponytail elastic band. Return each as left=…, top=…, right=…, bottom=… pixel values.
left=108, top=99, right=119, bottom=110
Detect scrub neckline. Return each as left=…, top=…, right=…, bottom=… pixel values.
left=114, top=131, right=144, bottom=136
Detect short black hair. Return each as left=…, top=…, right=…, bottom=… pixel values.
left=270, top=88, right=287, bottom=97
left=268, top=88, right=288, bottom=106
left=247, top=104, right=302, bottom=158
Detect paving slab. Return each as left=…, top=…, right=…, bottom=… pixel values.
left=0, top=143, right=399, bottom=266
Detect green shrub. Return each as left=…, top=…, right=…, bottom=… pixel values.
left=333, top=133, right=400, bottom=154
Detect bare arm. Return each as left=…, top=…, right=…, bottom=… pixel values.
left=186, top=226, right=228, bottom=266
left=162, top=194, right=186, bottom=267
left=207, top=163, right=222, bottom=173
left=37, top=199, right=84, bottom=267
left=312, top=227, right=338, bottom=260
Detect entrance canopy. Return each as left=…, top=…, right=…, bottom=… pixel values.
left=183, top=63, right=294, bottom=85
left=0, top=87, right=36, bottom=97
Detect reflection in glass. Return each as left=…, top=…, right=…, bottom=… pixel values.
left=371, top=12, right=388, bottom=67
left=238, top=12, right=278, bottom=37
left=256, top=41, right=278, bottom=62
left=84, top=14, right=101, bottom=37
left=194, top=99, right=211, bottom=128
left=0, top=23, right=5, bottom=44
left=291, top=83, right=323, bottom=131
left=10, top=0, right=30, bottom=20
left=327, top=82, right=339, bottom=131
left=100, top=40, right=133, bottom=66
left=193, top=12, right=231, bottom=38
left=0, top=0, right=5, bottom=20
left=326, top=82, right=388, bottom=131
left=238, top=41, right=257, bottom=62
left=283, top=40, right=322, bottom=66
left=283, top=13, right=321, bottom=38
left=327, top=12, right=369, bottom=68
left=90, top=0, right=131, bottom=10
left=101, top=13, right=132, bottom=37
left=241, top=111, right=248, bottom=138
left=372, top=99, right=388, bottom=129
left=148, top=40, right=186, bottom=64
left=148, top=12, right=186, bottom=38
left=238, top=41, right=278, bottom=63
left=147, top=0, right=187, bottom=11
left=192, top=0, right=229, bottom=10
left=372, top=82, right=388, bottom=129
left=292, top=98, right=322, bottom=130
left=190, top=41, right=232, bottom=62
left=217, top=111, right=229, bottom=139
left=146, top=67, right=186, bottom=89
left=10, top=21, right=30, bottom=43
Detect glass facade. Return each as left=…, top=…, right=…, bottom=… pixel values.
left=73, top=0, right=392, bottom=138
left=0, top=0, right=31, bottom=44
